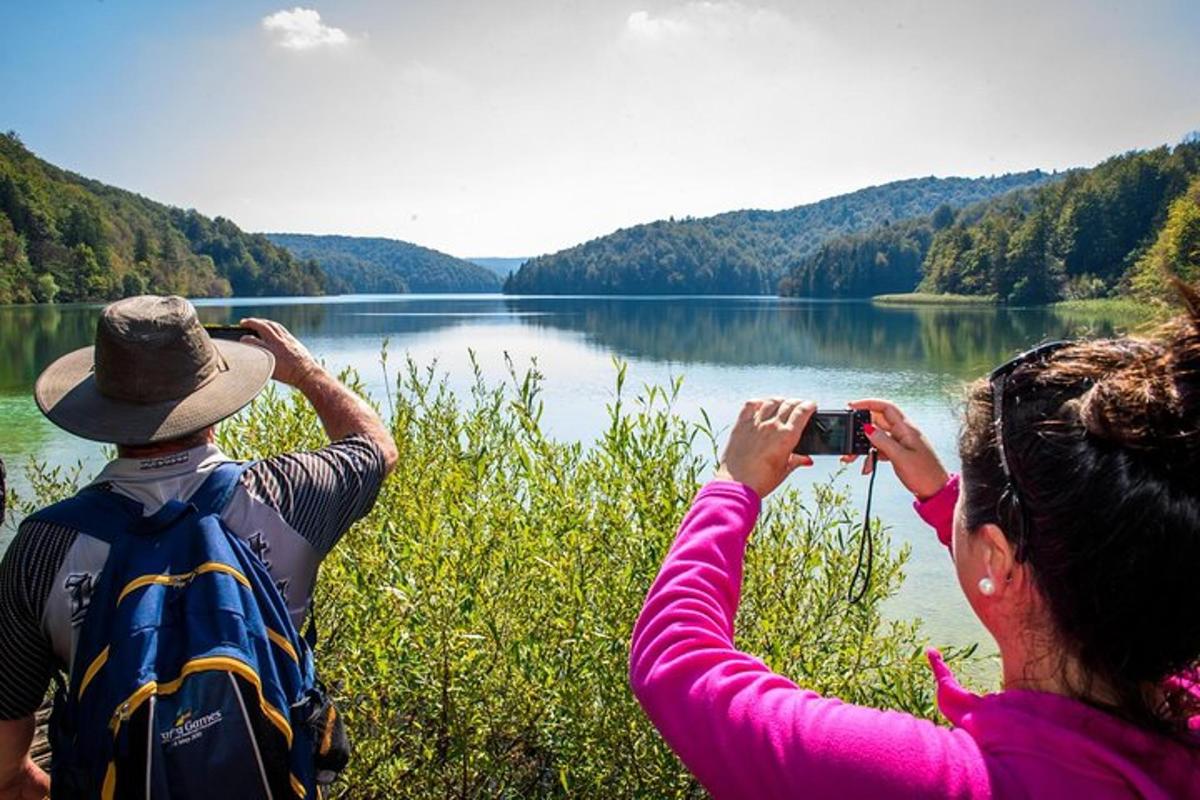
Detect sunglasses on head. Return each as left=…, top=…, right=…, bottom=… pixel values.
left=987, top=340, right=1073, bottom=558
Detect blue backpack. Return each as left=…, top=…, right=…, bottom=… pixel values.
left=29, top=462, right=324, bottom=799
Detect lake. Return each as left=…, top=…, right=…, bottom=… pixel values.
left=0, top=294, right=1141, bottom=653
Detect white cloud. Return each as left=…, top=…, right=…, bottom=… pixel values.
left=625, top=9, right=690, bottom=40
left=262, top=7, right=351, bottom=50
left=624, top=2, right=791, bottom=42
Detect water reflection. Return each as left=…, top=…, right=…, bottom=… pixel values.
left=0, top=305, right=98, bottom=392
left=502, top=297, right=1135, bottom=379
left=0, top=296, right=1141, bottom=394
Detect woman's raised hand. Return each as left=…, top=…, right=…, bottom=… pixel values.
left=846, top=399, right=949, bottom=500
left=714, top=398, right=815, bottom=499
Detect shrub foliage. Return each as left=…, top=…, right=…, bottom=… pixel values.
left=18, top=360, right=969, bottom=798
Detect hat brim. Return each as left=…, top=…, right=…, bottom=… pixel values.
left=34, top=340, right=275, bottom=445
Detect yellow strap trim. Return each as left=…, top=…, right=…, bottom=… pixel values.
left=78, top=646, right=110, bottom=698
left=116, top=562, right=251, bottom=605
left=101, top=762, right=116, bottom=800
left=108, top=656, right=293, bottom=748
left=320, top=704, right=337, bottom=755
left=267, top=628, right=299, bottom=663
left=290, top=774, right=307, bottom=798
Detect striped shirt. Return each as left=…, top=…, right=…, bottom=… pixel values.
left=0, top=435, right=386, bottom=720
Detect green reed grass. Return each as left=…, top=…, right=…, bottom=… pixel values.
left=871, top=292, right=998, bottom=306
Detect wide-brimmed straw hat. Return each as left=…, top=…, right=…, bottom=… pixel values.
left=34, top=295, right=275, bottom=445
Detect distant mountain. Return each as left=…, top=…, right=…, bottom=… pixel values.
left=0, top=132, right=328, bottom=304
left=468, top=257, right=527, bottom=279
left=502, top=172, right=1052, bottom=296
left=268, top=233, right=500, bottom=294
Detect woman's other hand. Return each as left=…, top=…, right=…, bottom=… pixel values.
left=714, top=398, right=815, bottom=499
left=846, top=399, right=949, bottom=500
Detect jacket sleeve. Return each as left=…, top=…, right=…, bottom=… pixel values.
left=628, top=480, right=988, bottom=800
left=914, top=474, right=960, bottom=552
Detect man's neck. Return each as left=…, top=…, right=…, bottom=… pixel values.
left=115, top=429, right=214, bottom=460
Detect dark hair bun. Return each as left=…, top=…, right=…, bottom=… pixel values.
left=1073, top=282, right=1200, bottom=466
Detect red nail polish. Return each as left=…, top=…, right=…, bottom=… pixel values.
left=863, top=423, right=876, bottom=436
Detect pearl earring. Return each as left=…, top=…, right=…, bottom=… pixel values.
left=978, top=577, right=996, bottom=596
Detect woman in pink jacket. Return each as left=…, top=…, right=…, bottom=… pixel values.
left=630, top=299, right=1200, bottom=797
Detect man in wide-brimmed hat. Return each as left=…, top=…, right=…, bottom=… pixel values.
left=0, top=295, right=397, bottom=796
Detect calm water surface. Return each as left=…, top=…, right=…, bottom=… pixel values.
left=0, top=294, right=1139, bottom=653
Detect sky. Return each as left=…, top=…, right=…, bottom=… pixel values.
left=2, top=1, right=1198, bottom=258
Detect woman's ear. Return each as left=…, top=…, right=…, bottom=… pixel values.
left=975, top=523, right=1018, bottom=597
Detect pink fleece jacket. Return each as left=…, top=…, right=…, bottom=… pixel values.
left=629, top=478, right=1200, bottom=798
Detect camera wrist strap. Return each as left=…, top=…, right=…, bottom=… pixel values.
left=847, top=448, right=879, bottom=604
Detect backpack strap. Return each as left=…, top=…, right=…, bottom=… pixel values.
left=187, top=460, right=256, bottom=516
left=25, top=485, right=143, bottom=545
left=27, top=460, right=256, bottom=542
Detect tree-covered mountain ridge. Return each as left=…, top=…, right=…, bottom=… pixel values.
left=0, top=134, right=499, bottom=303
left=782, top=139, right=1200, bottom=304
left=266, top=233, right=500, bottom=294
left=0, top=132, right=329, bottom=303
left=503, top=171, right=1052, bottom=295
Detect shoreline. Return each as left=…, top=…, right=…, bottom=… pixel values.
left=872, top=293, right=1163, bottom=321
left=871, top=293, right=998, bottom=307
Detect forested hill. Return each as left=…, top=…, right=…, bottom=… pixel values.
left=918, top=141, right=1200, bottom=303
left=777, top=189, right=1049, bottom=298
left=503, top=172, right=1050, bottom=295
left=779, top=139, right=1200, bottom=302
left=0, top=132, right=328, bottom=304
left=267, top=234, right=501, bottom=293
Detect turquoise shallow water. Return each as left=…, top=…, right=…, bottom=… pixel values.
left=0, top=294, right=1140, bottom=654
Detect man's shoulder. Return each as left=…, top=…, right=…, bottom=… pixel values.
left=16, top=497, right=93, bottom=542
left=243, top=434, right=385, bottom=492
left=237, top=434, right=387, bottom=556
left=8, top=484, right=134, bottom=578
left=259, top=433, right=385, bottom=469
left=16, top=483, right=154, bottom=559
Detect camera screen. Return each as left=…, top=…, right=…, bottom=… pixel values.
left=798, top=412, right=850, bottom=454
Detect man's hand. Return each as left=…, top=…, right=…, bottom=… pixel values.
left=239, top=318, right=322, bottom=388
left=0, top=718, right=47, bottom=800
left=240, top=317, right=399, bottom=472
left=846, top=398, right=949, bottom=500
left=713, top=398, right=815, bottom=499
left=0, top=757, right=49, bottom=800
